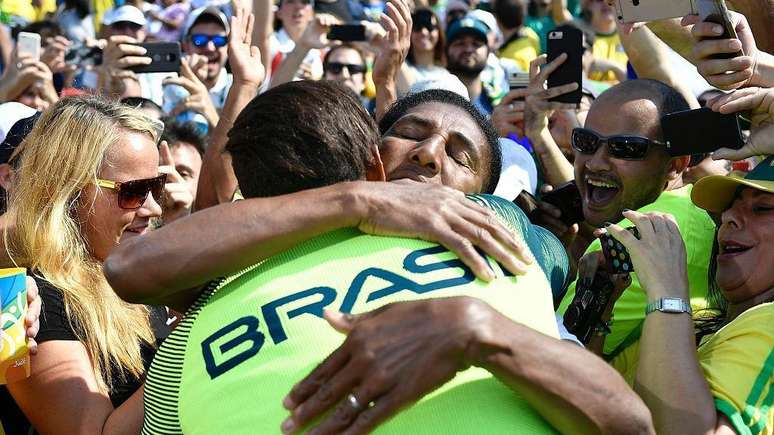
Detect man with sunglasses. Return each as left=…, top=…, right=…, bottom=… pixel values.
left=323, top=44, right=373, bottom=109
left=555, top=78, right=717, bottom=384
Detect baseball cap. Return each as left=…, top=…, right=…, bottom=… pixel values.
left=446, top=16, right=489, bottom=44
left=408, top=75, right=470, bottom=100
left=182, top=6, right=230, bottom=39
left=0, top=103, right=40, bottom=165
left=103, top=5, right=147, bottom=27
left=691, top=155, right=774, bottom=213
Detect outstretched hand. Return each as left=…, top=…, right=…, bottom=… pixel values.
left=524, top=54, right=580, bottom=137
left=228, top=2, right=264, bottom=88
left=371, top=0, right=412, bottom=86
left=706, top=87, right=774, bottom=160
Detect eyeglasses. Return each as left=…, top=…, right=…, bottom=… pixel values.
left=190, top=34, right=228, bottom=48
left=96, top=174, right=167, bottom=210
left=326, top=62, right=367, bottom=75
left=571, top=128, right=666, bottom=160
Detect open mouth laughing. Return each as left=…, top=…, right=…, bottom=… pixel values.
left=583, top=173, right=621, bottom=209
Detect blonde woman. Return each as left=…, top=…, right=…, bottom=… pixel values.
left=0, top=95, right=170, bottom=435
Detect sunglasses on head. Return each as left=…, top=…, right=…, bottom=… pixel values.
left=571, top=128, right=666, bottom=160
left=96, top=174, right=167, bottom=210
left=326, top=62, right=366, bottom=75
left=190, top=34, right=228, bottom=48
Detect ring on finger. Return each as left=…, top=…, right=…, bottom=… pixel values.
left=16, top=62, right=23, bottom=69
left=347, top=393, right=362, bottom=411
left=508, top=103, right=515, bottom=110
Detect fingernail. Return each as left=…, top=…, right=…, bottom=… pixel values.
left=712, top=24, right=723, bottom=34
left=729, top=40, right=741, bottom=50
left=282, top=396, right=295, bottom=410
left=281, top=418, right=295, bottom=434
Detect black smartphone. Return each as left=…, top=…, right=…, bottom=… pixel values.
left=65, top=45, right=103, bottom=66
left=661, top=108, right=745, bottom=156
left=327, top=24, right=367, bottom=42
left=563, top=270, right=615, bottom=344
left=696, top=0, right=742, bottom=59
left=130, top=42, right=181, bottom=74
left=600, top=226, right=640, bottom=274
left=546, top=26, right=583, bottom=105
left=540, top=180, right=584, bottom=226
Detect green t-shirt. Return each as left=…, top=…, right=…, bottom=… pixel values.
left=142, top=195, right=569, bottom=434
left=557, top=185, right=716, bottom=384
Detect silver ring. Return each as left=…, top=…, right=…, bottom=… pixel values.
left=508, top=103, right=514, bottom=110
left=16, top=62, right=23, bottom=69
left=346, top=393, right=361, bottom=411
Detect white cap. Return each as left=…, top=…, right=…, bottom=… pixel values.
left=0, top=103, right=37, bottom=145
left=493, top=137, right=538, bottom=199
left=103, top=5, right=147, bottom=27
left=182, top=6, right=230, bottom=39
left=467, top=9, right=501, bottom=46
left=408, top=75, right=470, bottom=100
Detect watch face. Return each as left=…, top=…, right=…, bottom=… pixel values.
left=662, top=298, right=683, bottom=312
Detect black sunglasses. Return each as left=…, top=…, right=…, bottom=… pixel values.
left=326, top=62, right=366, bottom=75
left=571, top=128, right=666, bottom=160
left=412, top=11, right=437, bottom=32
left=97, top=174, right=167, bottom=209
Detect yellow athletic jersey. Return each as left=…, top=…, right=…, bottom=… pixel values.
left=142, top=195, right=566, bottom=434
left=589, top=32, right=628, bottom=83
left=699, top=303, right=774, bottom=435
left=498, top=27, right=541, bottom=73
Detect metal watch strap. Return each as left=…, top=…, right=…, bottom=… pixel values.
left=645, top=297, right=692, bottom=315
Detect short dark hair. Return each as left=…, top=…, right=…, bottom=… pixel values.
left=493, top=0, right=527, bottom=30
left=160, top=118, right=207, bottom=156
left=378, top=89, right=502, bottom=194
left=595, top=79, right=691, bottom=141
left=323, top=43, right=366, bottom=71
left=19, top=20, right=62, bottom=40
left=226, top=80, right=380, bottom=198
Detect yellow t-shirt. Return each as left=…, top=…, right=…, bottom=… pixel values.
left=498, top=27, right=541, bottom=73
left=589, top=32, right=628, bottom=83
left=699, top=303, right=774, bottom=435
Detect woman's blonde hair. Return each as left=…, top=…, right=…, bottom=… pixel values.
left=5, top=95, right=161, bottom=393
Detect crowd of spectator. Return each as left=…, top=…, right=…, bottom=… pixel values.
left=0, top=0, right=773, bottom=433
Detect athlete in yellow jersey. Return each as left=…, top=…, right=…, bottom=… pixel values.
left=108, top=79, right=654, bottom=434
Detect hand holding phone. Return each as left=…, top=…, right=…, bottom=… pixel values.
left=600, top=226, right=639, bottom=274
left=539, top=181, right=584, bottom=226
left=16, top=32, right=41, bottom=60
left=327, top=24, right=367, bottom=42
left=129, top=42, right=181, bottom=74
left=661, top=108, right=745, bottom=156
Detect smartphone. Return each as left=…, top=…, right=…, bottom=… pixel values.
left=615, top=0, right=696, bottom=23
left=508, top=72, right=530, bottom=98
left=65, top=45, right=103, bottom=66
left=16, top=32, right=41, bottom=60
left=130, top=42, right=181, bottom=74
left=540, top=180, right=584, bottom=226
left=563, top=270, right=615, bottom=344
left=546, top=27, right=582, bottom=105
left=327, top=25, right=367, bottom=42
left=600, top=226, right=639, bottom=274
left=696, top=0, right=741, bottom=59
left=661, top=108, right=745, bottom=156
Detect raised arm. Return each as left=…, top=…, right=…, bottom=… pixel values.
left=194, top=5, right=264, bottom=210
left=551, top=0, right=573, bottom=25
left=106, top=181, right=533, bottom=312
left=269, top=14, right=336, bottom=88
left=251, top=0, right=274, bottom=76
left=372, top=0, right=412, bottom=122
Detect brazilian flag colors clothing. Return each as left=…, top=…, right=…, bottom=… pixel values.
left=699, top=303, right=774, bottom=435
left=142, top=195, right=566, bottom=434
left=558, top=185, right=716, bottom=384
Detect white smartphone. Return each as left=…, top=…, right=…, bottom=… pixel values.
left=17, top=32, right=41, bottom=60
left=615, top=0, right=697, bottom=23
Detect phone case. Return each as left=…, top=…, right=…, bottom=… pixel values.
left=130, top=42, right=181, bottom=74
left=696, top=0, right=741, bottom=59
left=17, top=32, right=41, bottom=60
left=600, top=227, right=639, bottom=274
left=327, top=25, right=367, bottom=42
left=546, top=28, right=583, bottom=105
left=615, top=0, right=696, bottom=23
left=661, top=108, right=745, bottom=156
left=540, top=181, right=584, bottom=226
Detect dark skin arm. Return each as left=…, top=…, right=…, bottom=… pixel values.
left=281, top=297, right=655, bottom=435
left=105, top=181, right=534, bottom=312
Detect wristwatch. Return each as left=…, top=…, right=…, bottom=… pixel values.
left=645, top=298, right=692, bottom=316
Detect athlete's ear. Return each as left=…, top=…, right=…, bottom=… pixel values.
left=366, top=143, right=386, bottom=182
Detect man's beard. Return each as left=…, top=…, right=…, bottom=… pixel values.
left=447, top=58, right=486, bottom=81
